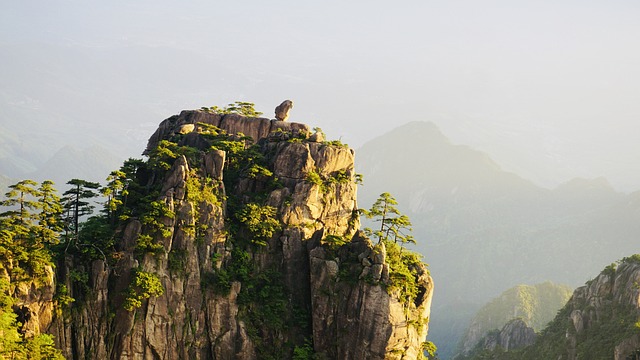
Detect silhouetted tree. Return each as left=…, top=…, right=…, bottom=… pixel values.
left=62, top=179, right=100, bottom=242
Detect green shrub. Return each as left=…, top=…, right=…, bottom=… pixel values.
left=123, top=269, right=164, bottom=311
left=236, top=203, right=281, bottom=246
left=135, top=234, right=165, bottom=257
left=293, top=338, right=315, bottom=360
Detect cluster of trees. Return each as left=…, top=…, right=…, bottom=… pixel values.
left=0, top=178, right=99, bottom=358
left=0, top=178, right=110, bottom=281
left=0, top=159, right=147, bottom=358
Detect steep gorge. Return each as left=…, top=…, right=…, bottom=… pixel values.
left=5, top=109, right=433, bottom=359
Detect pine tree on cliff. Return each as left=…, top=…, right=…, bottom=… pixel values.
left=62, top=178, right=100, bottom=244
left=0, top=179, right=60, bottom=281
left=0, top=179, right=40, bottom=225
left=361, top=192, right=416, bottom=246
left=36, top=180, right=63, bottom=245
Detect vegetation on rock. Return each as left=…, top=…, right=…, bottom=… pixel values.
left=461, top=255, right=640, bottom=360
left=0, top=106, right=435, bottom=359
left=201, top=101, right=264, bottom=117
left=457, top=281, right=573, bottom=357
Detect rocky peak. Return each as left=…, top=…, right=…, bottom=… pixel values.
left=565, top=258, right=640, bottom=360
left=41, top=109, right=433, bottom=360
left=480, top=318, right=536, bottom=352
left=487, top=256, right=640, bottom=360
left=144, top=109, right=310, bottom=155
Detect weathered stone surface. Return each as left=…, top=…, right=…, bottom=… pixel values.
left=615, top=334, right=640, bottom=360
left=144, top=111, right=222, bottom=155
left=308, top=142, right=355, bottom=176
left=270, top=142, right=316, bottom=180
left=44, top=108, right=432, bottom=360
left=560, top=261, right=640, bottom=360
left=372, top=242, right=387, bottom=264
left=219, top=113, right=273, bottom=144
left=161, top=154, right=189, bottom=200
left=308, top=129, right=325, bottom=142
left=203, top=149, right=225, bottom=181
left=498, top=319, right=536, bottom=351
left=570, top=310, right=584, bottom=333
left=310, top=232, right=433, bottom=360
left=275, top=99, right=293, bottom=121
left=12, top=265, right=55, bottom=339
left=179, top=123, right=195, bottom=134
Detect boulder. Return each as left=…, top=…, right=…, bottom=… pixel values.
left=274, top=100, right=293, bottom=121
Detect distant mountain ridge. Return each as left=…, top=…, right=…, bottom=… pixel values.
left=355, top=121, right=640, bottom=359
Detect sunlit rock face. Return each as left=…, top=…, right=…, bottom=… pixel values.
left=41, top=109, right=432, bottom=360
left=565, top=260, right=640, bottom=360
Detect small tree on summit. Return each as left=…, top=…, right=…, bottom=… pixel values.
left=360, top=192, right=415, bottom=246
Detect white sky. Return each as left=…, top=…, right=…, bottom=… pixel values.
left=1, top=0, right=640, bottom=190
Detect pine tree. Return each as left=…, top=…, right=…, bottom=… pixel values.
left=0, top=179, right=41, bottom=225
left=36, top=180, right=63, bottom=246
left=360, top=192, right=416, bottom=246
left=62, top=179, right=101, bottom=243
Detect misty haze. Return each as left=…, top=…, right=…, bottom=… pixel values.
left=1, top=1, right=639, bottom=359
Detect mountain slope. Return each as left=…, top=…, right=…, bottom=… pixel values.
left=466, top=255, right=640, bottom=360
left=355, top=121, right=640, bottom=358
left=458, top=282, right=573, bottom=356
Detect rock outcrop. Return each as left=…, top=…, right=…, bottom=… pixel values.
left=480, top=319, right=536, bottom=352
left=459, top=258, right=640, bottom=360
left=274, top=99, right=293, bottom=121
left=562, top=258, right=640, bottom=360
left=310, top=232, right=432, bottom=359
left=37, top=109, right=433, bottom=359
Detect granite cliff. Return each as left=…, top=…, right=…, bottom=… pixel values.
left=5, top=109, right=433, bottom=359
left=461, top=255, right=640, bottom=360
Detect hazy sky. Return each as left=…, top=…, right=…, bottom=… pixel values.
left=2, top=0, right=640, bottom=190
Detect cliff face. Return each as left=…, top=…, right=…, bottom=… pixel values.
left=563, top=258, right=640, bottom=360
left=30, top=110, right=433, bottom=359
left=478, top=319, right=536, bottom=353
left=460, top=257, right=640, bottom=360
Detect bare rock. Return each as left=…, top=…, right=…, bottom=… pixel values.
left=370, top=264, right=384, bottom=281
left=309, top=130, right=325, bottom=142
left=219, top=113, right=272, bottom=144
left=203, top=149, right=225, bottom=181
left=372, top=242, right=387, bottom=264
left=310, top=232, right=433, bottom=360
left=161, top=155, right=189, bottom=200
left=498, top=318, right=537, bottom=350
left=179, top=123, right=195, bottom=134
left=275, top=99, right=293, bottom=121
